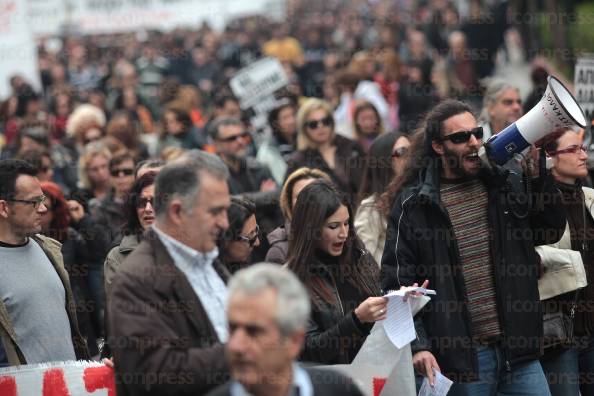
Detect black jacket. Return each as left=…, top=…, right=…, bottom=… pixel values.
left=207, top=366, right=364, bottom=396
left=380, top=162, right=565, bottom=382
left=302, top=247, right=378, bottom=365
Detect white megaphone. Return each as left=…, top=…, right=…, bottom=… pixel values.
left=480, top=76, right=587, bottom=166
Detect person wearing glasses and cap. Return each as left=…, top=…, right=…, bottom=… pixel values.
left=0, top=159, right=89, bottom=366
left=217, top=196, right=261, bottom=274
left=380, top=99, right=566, bottom=395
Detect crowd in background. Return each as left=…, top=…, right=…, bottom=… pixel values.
left=1, top=0, right=593, bottom=395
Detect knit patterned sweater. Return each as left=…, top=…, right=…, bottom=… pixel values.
left=440, top=178, right=502, bottom=341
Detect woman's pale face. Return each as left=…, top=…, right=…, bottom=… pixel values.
left=318, top=204, right=349, bottom=257
left=356, top=108, right=379, bottom=136
left=87, top=154, right=110, bottom=186
left=226, top=215, right=260, bottom=263
left=305, top=108, right=333, bottom=146
left=136, top=184, right=155, bottom=231
left=40, top=196, right=53, bottom=233
left=391, top=136, right=411, bottom=176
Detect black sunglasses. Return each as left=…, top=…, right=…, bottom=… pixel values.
left=217, top=131, right=250, bottom=143
left=110, top=168, right=135, bottom=177
left=391, top=146, right=409, bottom=158
left=237, top=224, right=260, bottom=246
left=441, top=127, right=484, bottom=144
left=137, top=196, right=154, bottom=209
left=306, top=116, right=333, bottom=130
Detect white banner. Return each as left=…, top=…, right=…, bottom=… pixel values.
left=0, top=361, right=114, bottom=396
left=28, top=0, right=284, bottom=36
left=0, top=0, right=40, bottom=98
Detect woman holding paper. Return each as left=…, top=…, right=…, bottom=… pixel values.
left=286, top=179, right=387, bottom=364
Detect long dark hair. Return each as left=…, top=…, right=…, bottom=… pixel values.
left=122, top=172, right=157, bottom=235
left=357, top=132, right=409, bottom=207
left=379, top=99, right=473, bottom=216
left=286, top=180, right=379, bottom=306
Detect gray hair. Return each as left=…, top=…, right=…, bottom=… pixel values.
left=208, top=116, right=243, bottom=140
left=154, top=150, right=229, bottom=217
left=479, top=80, right=520, bottom=123
left=228, top=263, right=311, bottom=337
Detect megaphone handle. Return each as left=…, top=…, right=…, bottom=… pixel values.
left=539, top=147, right=547, bottom=181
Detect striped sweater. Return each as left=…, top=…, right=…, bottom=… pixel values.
left=440, top=178, right=502, bottom=341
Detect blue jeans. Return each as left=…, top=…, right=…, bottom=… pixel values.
left=448, top=345, right=551, bottom=396
left=540, top=335, right=594, bottom=396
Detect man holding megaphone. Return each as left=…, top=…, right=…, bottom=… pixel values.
left=380, top=78, right=585, bottom=394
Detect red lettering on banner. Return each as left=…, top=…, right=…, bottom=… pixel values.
left=42, top=368, right=70, bottom=396
left=373, top=377, right=387, bottom=396
left=84, top=366, right=116, bottom=396
left=0, top=376, right=17, bottom=396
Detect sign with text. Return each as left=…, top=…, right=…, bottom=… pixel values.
left=575, top=55, right=594, bottom=123
left=230, top=57, right=289, bottom=132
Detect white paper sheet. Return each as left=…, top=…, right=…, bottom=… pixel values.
left=418, top=369, right=454, bottom=396
left=382, top=288, right=436, bottom=349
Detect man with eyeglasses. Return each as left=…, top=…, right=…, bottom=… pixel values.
left=0, top=159, right=89, bottom=366
left=380, top=99, right=565, bottom=395
left=91, top=151, right=136, bottom=245
left=210, top=117, right=277, bottom=195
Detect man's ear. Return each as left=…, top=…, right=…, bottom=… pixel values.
left=431, top=139, right=445, bottom=156
left=168, top=200, right=184, bottom=227
left=0, top=200, right=9, bottom=219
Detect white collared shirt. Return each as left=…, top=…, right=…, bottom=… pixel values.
left=152, top=224, right=228, bottom=342
left=229, top=364, right=313, bottom=396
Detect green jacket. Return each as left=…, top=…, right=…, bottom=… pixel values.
left=0, top=234, right=89, bottom=365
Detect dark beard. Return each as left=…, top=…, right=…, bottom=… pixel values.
left=442, top=146, right=481, bottom=179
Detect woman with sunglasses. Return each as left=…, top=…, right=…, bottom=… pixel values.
left=286, top=180, right=386, bottom=364
left=355, top=132, right=410, bottom=265
left=217, top=196, right=260, bottom=274
left=104, top=171, right=157, bottom=293
left=537, top=129, right=594, bottom=396
left=286, top=98, right=366, bottom=201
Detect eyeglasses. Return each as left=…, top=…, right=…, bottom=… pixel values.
left=550, top=144, right=588, bottom=156
left=392, top=146, right=409, bottom=158
left=217, top=131, right=250, bottom=143
left=441, top=127, right=484, bottom=144
left=110, top=168, right=135, bottom=177
left=237, top=224, right=259, bottom=246
left=6, top=195, right=46, bottom=209
left=137, top=196, right=154, bottom=209
left=305, top=116, right=333, bottom=130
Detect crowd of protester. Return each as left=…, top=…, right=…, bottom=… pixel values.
left=1, top=0, right=594, bottom=395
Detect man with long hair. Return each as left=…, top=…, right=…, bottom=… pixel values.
left=380, top=99, right=565, bottom=395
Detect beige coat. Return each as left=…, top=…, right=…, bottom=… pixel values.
left=354, top=195, right=386, bottom=266
left=536, top=186, right=594, bottom=300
